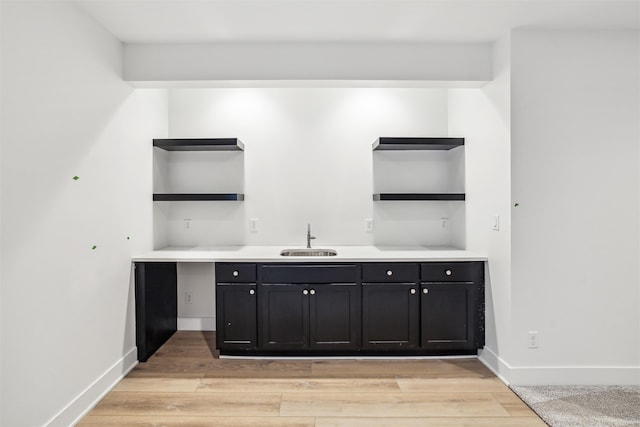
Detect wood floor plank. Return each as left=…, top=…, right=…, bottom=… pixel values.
left=280, top=392, right=511, bottom=417
left=493, top=392, right=542, bottom=417
left=310, top=359, right=491, bottom=379
left=197, top=378, right=401, bottom=393
left=203, top=359, right=313, bottom=378
left=79, top=332, right=545, bottom=426
left=151, top=347, right=218, bottom=359
left=89, top=392, right=281, bottom=417
left=316, top=417, right=548, bottom=426
left=78, top=415, right=314, bottom=427
left=439, top=359, right=497, bottom=377
left=396, top=377, right=510, bottom=393
left=113, top=378, right=201, bottom=393
left=126, top=359, right=218, bottom=378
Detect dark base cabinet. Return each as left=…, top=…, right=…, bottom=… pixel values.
left=214, top=261, right=485, bottom=357
left=260, top=283, right=309, bottom=350
left=129, top=260, right=485, bottom=360
left=134, top=262, right=177, bottom=362
left=215, top=263, right=257, bottom=352
left=310, top=283, right=359, bottom=350
left=216, top=284, right=257, bottom=350
left=361, top=263, right=420, bottom=350
left=257, top=264, right=360, bottom=352
left=420, top=262, right=485, bottom=351
left=421, top=283, right=476, bottom=350
left=362, top=283, right=419, bottom=349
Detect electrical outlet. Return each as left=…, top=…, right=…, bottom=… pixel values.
left=528, top=331, right=539, bottom=349
left=441, top=217, right=448, bottom=229
left=184, top=219, right=192, bottom=230
left=365, top=218, right=374, bottom=232
left=249, top=218, right=259, bottom=232
left=185, top=292, right=193, bottom=304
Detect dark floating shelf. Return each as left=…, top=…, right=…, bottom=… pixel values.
left=373, top=193, right=466, bottom=201
left=373, top=137, right=464, bottom=151
left=153, top=138, right=244, bottom=151
left=153, top=193, right=245, bottom=201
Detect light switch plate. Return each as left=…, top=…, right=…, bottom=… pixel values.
left=492, top=215, right=500, bottom=231
left=365, top=219, right=374, bottom=232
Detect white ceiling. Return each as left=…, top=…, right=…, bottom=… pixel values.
left=76, top=0, right=639, bottom=44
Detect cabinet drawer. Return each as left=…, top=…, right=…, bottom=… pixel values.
left=362, top=263, right=419, bottom=282
left=420, top=262, right=482, bottom=282
left=261, top=264, right=358, bottom=284
left=216, top=263, right=257, bottom=283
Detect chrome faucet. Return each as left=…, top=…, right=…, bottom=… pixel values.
left=306, top=223, right=316, bottom=248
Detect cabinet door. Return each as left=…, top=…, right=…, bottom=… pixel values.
left=259, top=283, right=309, bottom=350
left=309, top=283, right=360, bottom=350
left=216, top=284, right=257, bottom=350
left=421, top=283, right=476, bottom=350
left=362, top=283, right=419, bottom=350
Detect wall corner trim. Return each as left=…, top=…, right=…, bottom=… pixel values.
left=45, top=347, right=138, bottom=427
left=478, top=346, right=512, bottom=385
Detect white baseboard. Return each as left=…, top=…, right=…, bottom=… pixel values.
left=45, top=347, right=138, bottom=427
left=478, top=346, right=640, bottom=386
left=478, top=346, right=512, bottom=385
left=509, top=365, right=640, bottom=386
left=178, top=317, right=216, bottom=331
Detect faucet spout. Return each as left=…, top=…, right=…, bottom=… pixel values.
left=306, top=223, right=316, bottom=248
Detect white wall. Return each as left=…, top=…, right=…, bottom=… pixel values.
left=0, top=2, right=4, bottom=421
left=165, top=88, right=459, bottom=247
left=448, top=34, right=513, bottom=382
left=0, top=2, right=167, bottom=425
left=509, top=30, right=640, bottom=384
left=125, top=42, right=492, bottom=85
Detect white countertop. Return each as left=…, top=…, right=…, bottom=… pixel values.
left=132, top=246, right=486, bottom=262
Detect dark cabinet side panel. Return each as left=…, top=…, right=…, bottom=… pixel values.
left=135, top=262, right=177, bottom=362
left=259, top=283, right=309, bottom=350
left=216, top=284, right=257, bottom=350
left=362, top=283, right=419, bottom=349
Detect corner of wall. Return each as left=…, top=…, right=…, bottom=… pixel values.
left=45, top=350, right=138, bottom=427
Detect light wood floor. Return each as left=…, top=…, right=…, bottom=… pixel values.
left=79, top=332, right=545, bottom=426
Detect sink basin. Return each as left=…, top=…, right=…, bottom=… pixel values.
left=280, top=248, right=338, bottom=257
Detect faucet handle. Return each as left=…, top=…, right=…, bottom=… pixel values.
left=306, top=223, right=316, bottom=248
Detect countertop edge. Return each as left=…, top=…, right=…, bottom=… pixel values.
left=131, top=257, right=488, bottom=262
left=131, top=246, right=488, bottom=263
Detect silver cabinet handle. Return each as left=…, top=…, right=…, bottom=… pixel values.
left=445, top=269, right=452, bottom=276
left=303, top=289, right=309, bottom=295
left=310, top=289, right=316, bottom=295
left=423, top=288, right=428, bottom=294
left=410, top=288, right=416, bottom=294
left=232, top=270, right=239, bottom=277
left=249, top=289, right=255, bottom=295
left=386, top=270, right=393, bottom=276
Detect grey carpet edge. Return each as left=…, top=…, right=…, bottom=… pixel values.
left=509, top=385, right=640, bottom=427
left=509, top=385, right=552, bottom=427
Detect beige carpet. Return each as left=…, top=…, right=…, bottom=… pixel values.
left=510, top=385, right=640, bottom=427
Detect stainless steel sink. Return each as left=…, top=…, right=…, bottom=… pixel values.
left=280, top=248, right=338, bottom=257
